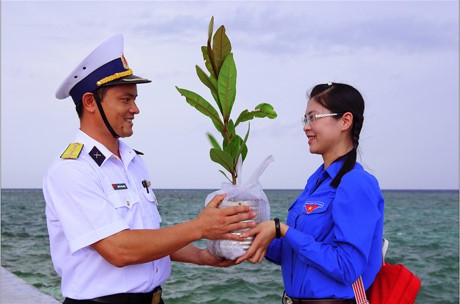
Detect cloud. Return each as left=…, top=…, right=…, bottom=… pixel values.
left=1, top=0, right=458, bottom=189
left=119, top=1, right=460, bottom=56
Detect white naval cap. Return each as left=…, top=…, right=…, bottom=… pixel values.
left=55, top=34, right=151, bottom=104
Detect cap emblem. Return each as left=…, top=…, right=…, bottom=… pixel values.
left=121, top=53, right=130, bottom=69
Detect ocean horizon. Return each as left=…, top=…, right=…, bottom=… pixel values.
left=1, top=188, right=459, bottom=303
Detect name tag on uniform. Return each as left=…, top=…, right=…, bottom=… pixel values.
left=112, top=183, right=128, bottom=190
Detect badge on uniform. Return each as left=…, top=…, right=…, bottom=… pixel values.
left=112, top=183, right=128, bottom=190
left=304, top=202, right=324, bottom=214
left=142, top=180, right=151, bottom=193
left=89, top=146, right=106, bottom=166
left=61, top=143, right=84, bottom=159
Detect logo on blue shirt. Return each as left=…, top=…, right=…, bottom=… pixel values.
left=304, top=202, right=324, bottom=214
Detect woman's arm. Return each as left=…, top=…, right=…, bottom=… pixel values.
left=236, top=220, right=289, bottom=264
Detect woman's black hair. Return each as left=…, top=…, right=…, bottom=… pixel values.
left=308, top=82, right=365, bottom=188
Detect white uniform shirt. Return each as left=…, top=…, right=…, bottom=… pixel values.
left=43, top=130, right=171, bottom=299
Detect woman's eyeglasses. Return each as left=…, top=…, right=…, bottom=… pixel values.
left=301, top=113, right=340, bottom=126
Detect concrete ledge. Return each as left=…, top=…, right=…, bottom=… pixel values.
left=1, top=267, right=60, bottom=304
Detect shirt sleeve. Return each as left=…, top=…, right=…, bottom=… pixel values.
left=44, top=160, right=129, bottom=253
left=283, top=170, right=382, bottom=284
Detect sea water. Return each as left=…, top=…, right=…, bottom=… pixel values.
left=1, top=189, right=458, bottom=303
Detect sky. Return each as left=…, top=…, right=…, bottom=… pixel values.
left=1, top=0, right=459, bottom=190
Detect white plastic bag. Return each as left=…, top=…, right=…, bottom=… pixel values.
left=205, top=155, right=274, bottom=259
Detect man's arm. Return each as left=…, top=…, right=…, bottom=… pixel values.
left=170, top=244, right=237, bottom=267
left=92, top=194, right=255, bottom=267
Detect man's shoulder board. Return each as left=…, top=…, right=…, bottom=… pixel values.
left=61, top=143, right=84, bottom=159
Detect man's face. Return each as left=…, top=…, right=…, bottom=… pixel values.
left=100, top=84, right=139, bottom=138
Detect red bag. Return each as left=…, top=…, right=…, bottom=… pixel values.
left=367, top=262, right=421, bottom=303
left=352, top=239, right=421, bottom=304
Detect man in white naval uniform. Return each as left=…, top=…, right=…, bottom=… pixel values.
left=43, top=34, right=255, bottom=304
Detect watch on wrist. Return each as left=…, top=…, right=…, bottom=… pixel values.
left=274, top=218, right=281, bottom=238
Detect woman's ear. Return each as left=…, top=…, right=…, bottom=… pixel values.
left=81, top=92, right=97, bottom=113
left=341, top=112, right=353, bottom=131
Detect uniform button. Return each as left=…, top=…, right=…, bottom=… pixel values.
left=156, top=268, right=159, bottom=273
left=126, top=201, right=130, bottom=206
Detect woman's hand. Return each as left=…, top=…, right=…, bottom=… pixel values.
left=236, top=220, right=277, bottom=264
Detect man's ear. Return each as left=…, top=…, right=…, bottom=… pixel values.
left=341, top=112, right=353, bottom=131
left=81, top=93, right=97, bottom=113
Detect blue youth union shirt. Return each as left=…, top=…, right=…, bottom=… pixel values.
left=266, top=160, right=384, bottom=299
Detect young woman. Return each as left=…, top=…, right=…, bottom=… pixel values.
left=237, top=83, right=384, bottom=303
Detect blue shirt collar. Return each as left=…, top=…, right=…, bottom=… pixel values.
left=310, top=158, right=346, bottom=181
left=324, top=158, right=346, bottom=180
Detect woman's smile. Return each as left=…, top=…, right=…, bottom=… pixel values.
left=307, top=134, right=316, bottom=145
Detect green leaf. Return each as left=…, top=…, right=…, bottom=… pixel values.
left=207, top=133, right=221, bottom=150
left=224, top=134, right=247, bottom=163
left=195, top=65, right=221, bottom=113
left=254, top=103, right=278, bottom=119
left=223, top=139, right=239, bottom=163
left=218, top=170, right=232, bottom=183
left=235, top=109, right=254, bottom=127
left=212, top=25, right=232, bottom=75
left=206, top=24, right=218, bottom=79
left=227, top=119, right=235, bottom=141
left=234, top=103, right=278, bottom=127
left=222, top=119, right=236, bottom=150
left=196, top=65, right=217, bottom=95
left=210, top=75, right=219, bottom=105
left=210, top=148, right=234, bottom=174
left=201, top=46, right=215, bottom=76
left=218, top=53, right=237, bottom=122
left=241, top=141, right=248, bottom=161
left=208, top=17, right=214, bottom=45
left=176, top=86, right=224, bottom=133
left=237, top=124, right=250, bottom=162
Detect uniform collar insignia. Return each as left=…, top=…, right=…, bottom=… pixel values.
left=134, top=149, right=144, bottom=155
left=89, top=146, right=106, bottom=166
